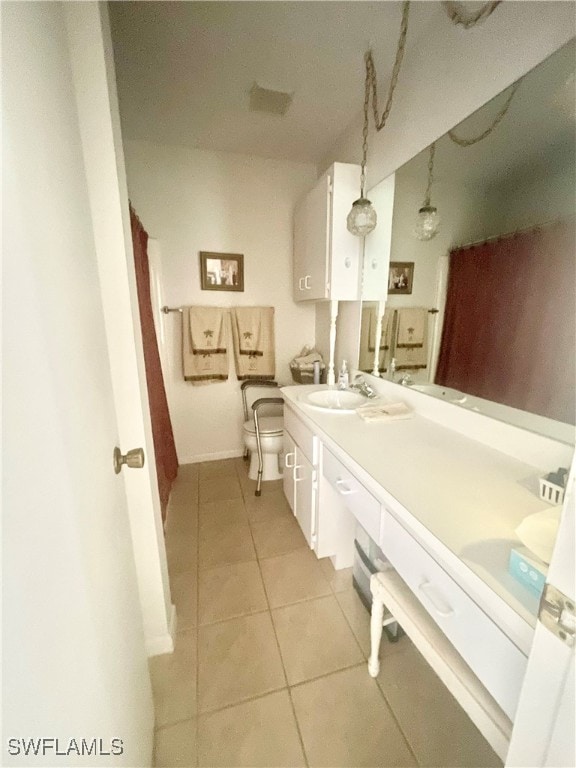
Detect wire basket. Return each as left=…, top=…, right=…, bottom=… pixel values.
left=289, top=363, right=325, bottom=385
left=539, top=477, right=565, bottom=505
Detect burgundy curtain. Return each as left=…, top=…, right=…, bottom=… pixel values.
left=130, top=206, right=179, bottom=521
left=436, top=219, right=575, bottom=424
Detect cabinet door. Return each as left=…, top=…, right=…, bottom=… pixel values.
left=283, top=430, right=297, bottom=514
left=327, top=163, right=363, bottom=300
left=361, top=173, right=395, bottom=300
left=295, top=451, right=316, bottom=549
left=293, top=175, right=330, bottom=301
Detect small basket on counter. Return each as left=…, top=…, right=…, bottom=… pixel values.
left=539, top=467, right=568, bottom=505
left=289, top=346, right=326, bottom=385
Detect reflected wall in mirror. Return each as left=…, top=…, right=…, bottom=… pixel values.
left=360, top=40, right=575, bottom=443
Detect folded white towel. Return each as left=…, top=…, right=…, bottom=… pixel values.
left=356, top=402, right=412, bottom=423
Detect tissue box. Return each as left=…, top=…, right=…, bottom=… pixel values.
left=508, top=546, right=548, bottom=598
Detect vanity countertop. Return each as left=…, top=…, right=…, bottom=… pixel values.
left=281, top=384, right=559, bottom=650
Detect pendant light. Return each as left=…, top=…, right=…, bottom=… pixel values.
left=414, top=142, right=440, bottom=241
left=347, top=3, right=410, bottom=237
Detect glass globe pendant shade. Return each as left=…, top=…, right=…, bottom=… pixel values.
left=414, top=204, right=440, bottom=241
left=346, top=198, right=378, bottom=237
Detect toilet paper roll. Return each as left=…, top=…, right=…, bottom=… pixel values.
left=515, top=506, right=561, bottom=565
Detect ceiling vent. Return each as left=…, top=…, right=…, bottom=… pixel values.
left=249, top=83, right=293, bottom=116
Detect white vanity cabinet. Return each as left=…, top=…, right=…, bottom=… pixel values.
left=283, top=406, right=318, bottom=549
left=283, top=404, right=355, bottom=563
left=293, top=162, right=362, bottom=302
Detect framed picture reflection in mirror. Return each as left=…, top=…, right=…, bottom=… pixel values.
left=388, top=261, right=414, bottom=295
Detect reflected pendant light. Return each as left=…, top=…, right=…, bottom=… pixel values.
left=414, top=142, right=440, bottom=241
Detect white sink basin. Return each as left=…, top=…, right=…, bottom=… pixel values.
left=303, top=389, right=367, bottom=413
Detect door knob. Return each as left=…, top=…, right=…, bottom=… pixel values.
left=113, top=446, right=145, bottom=474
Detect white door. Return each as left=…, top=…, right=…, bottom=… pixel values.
left=295, top=452, right=317, bottom=549
left=65, top=2, right=173, bottom=656
left=506, top=460, right=575, bottom=767
left=283, top=430, right=298, bottom=514
left=3, top=3, right=154, bottom=765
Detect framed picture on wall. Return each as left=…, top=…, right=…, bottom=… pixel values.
left=199, top=252, right=244, bottom=292
left=388, top=261, right=414, bottom=295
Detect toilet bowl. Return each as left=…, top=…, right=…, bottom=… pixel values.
left=242, top=415, right=284, bottom=481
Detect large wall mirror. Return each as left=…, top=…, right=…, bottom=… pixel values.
left=359, top=40, right=575, bottom=444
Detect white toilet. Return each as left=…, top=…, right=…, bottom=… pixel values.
left=240, top=380, right=284, bottom=492
left=242, top=416, right=284, bottom=482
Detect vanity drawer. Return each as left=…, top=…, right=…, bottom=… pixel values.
left=284, top=405, right=317, bottom=465
left=381, top=510, right=527, bottom=721
left=322, top=447, right=381, bottom=542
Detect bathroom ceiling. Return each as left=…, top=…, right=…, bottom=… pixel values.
left=108, top=1, right=438, bottom=165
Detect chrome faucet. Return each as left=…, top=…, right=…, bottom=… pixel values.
left=396, top=372, right=414, bottom=386
left=349, top=375, right=377, bottom=398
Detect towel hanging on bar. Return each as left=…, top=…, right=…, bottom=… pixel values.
left=231, top=307, right=275, bottom=380
left=182, top=306, right=228, bottom=384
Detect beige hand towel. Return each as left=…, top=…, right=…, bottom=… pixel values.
left=233, top=306, right=263, bottom=356
left=232, top=307, right=275, bottom=380
left=182, top=306, right=228, bottom=384
left=394, top=308, right=428, bottom=371
left=396, top=308, right=427, bottom=348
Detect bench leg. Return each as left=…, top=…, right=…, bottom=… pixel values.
left=368, top=596, right=384, bottom=678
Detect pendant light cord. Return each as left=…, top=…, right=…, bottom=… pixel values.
left=359, top=1, right=410, bottom=195
left=423, top=142, right=436, bottom=206
left=448, top=79, right=521, bottom=146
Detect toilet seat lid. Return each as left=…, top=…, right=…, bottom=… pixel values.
left=243, top=416, right=283, bottom=436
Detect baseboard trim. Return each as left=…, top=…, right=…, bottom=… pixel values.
left=179, top=448, right=244, bottom=464
left=145, top=604, right=177, bottom=657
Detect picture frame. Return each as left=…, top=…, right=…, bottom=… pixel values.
left=388, top=261, right=414, bottom=295
left=199, top=252, right=244, bottom=292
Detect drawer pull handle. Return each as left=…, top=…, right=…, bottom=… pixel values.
left=304, top=275, right=312, bottom=290
left=298, top=277, right=305, bottom=291
left=335, top=478, right=355, bottom=495
left=418, top=581, right=454, bottom=617
left=294, top=465, right=303, bottom=482
left=285, top=452, right=295, bottom=469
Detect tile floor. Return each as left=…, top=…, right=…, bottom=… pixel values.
left=152, top=458, right=502, bottom=768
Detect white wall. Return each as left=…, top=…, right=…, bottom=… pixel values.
left=322, top=2, right=575, bottom=189
left=124, top=140, right=317, bottom=462
left=3, top=3, right=153, bottom=764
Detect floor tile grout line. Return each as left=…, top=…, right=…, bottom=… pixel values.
left=196, top=683, right=290, bottom=719
left=242, top=461, right=311, bottom=768
left=373, top=669, right=423, bottom=768
left=259, top=555, right=311, bottom=768
left=333, top=589, right=373, bottom=662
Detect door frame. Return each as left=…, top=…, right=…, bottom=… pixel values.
left=64, top=2, right=175, bottom=656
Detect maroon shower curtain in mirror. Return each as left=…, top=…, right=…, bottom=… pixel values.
left=435, top=218, right=575, bottom=424
left=130, top=205, right=179, bottom=521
